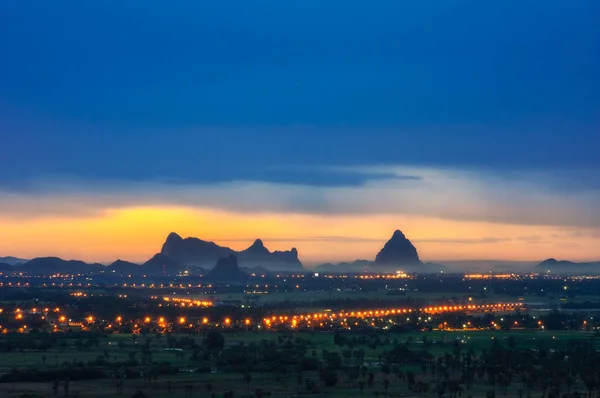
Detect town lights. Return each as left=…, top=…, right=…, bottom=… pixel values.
left=179, top=317, right=186, bottom=324
left=144, top=317, right=151, bottom=323
left=116, top=316, right=122, bottom=322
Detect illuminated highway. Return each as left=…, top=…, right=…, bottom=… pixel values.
left=261, top=302, right=521, bottom=328
left=1, top=301, right=522, bottom=333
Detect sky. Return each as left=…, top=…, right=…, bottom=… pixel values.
left=0, top=1, right=599, bottom=265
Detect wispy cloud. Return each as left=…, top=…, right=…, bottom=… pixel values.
left=0, top=166, right=598, bottom=230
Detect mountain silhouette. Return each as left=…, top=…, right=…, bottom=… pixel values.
left=315, top=259, right=372, bottom=273
left=107, top=259, right=143, bottom=276
left=537, top=258, right=600, bottom=272
left=142, top=253, right=189, bottom=276
left=374, top=230, right=422, bottom=266
left=0, top=256, right=28, bottom=265
left=20, top=257, right=104, bottom=275
left=0, top=262, right=15, bottom=273
left=315, top=229, right=447, bottom=273
left=205, top=255, right=248, bottom=281
left=160, top=232, right=303, bottom=271
left=241, top=239, right=270, bottom=255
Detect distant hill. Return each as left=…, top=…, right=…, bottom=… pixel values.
left=374, top=230, right=422, bottom=267
left=10, top=254, right=205, bottom=277
left=20, top=257, right=104, bottom=275
left=161, top=232, right=304, bottom=271
left=0, top=256, right=28, bottom=265
left=142, top=253, right=189, bottom=276
left=205, top=255, right=248, bottom=282
left=107, top=259, right=143, bottom=276
left=537, top=258, right=600, bottom=273
left=241, top=265, right=274, bottom=278
left=315, top=260, right=372, bottom=273
left=314, top=230, right=444, bottom=273
left=438, top=260, right=537, bottom=273
left=0, top=263, right=16, bottom=273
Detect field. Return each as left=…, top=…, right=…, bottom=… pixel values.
left=2, top=328, right=598, bottom=398
left=3, top=274, right=600, bottom=398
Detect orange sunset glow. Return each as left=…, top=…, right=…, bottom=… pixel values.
left=0, top=205, right=597, bottom=265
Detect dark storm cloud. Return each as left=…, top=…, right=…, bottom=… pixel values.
left=0, top=0, right=598, bottom=220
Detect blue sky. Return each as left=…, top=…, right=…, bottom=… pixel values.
left=0, top=1, right=598, bottom=262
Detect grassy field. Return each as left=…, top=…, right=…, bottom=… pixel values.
left=1, top=329, right=597, bottom=398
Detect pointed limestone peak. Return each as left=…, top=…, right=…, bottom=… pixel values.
left=251, top=239, right=265, bottom=248
left=245, top=239, right=270, bottom=254
left=166, top=232, right=183, bottom=242
left=391, top=229, right=406, bottom=240
left=375, top=229, right=421, bottom=266
left=161, top=232, right=184, bottom=254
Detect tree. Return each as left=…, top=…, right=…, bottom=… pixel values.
left=368, top=372, right=375, bottom=388
left=244, top=372, right=252, bottom=394
left=63, top=378, right=70, bottom=397
left=185, top=384, right=194, bottom=398
left=381, top=363, right=391, bottom=381
left=321, top=368, right=338, bottom=387
left=415, top=381, right=430, bottom=398
left=383, top=379, right=390, bottom=397
left=359, top=381, right=366, bottom=397
left=203, top=331, right=225, bottom=351
left=436, top=383, right=446, bottom=398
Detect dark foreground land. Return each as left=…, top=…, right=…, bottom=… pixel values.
left=2, top=272, right=600, bottom=398
left=1, top=330, right=600, bottom=398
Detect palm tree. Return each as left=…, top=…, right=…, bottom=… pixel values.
left=244, top=372, right=252, bottom=395
left=359, top=381, right=366, bottom=397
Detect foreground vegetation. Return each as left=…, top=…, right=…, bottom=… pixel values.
left=1, top=327, right=600, bottom=398
left=3, top=273, right=600, bottom=398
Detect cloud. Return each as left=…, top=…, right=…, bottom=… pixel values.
left=0, top=166, right=599, bottom=230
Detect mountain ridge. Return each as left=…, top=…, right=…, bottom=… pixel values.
left=537, top=258, right=600, bottom=272
left=315, top=230, right=444, bottom=273
left=374, top=229, right=422, bottom=266
left=0, top=256, right=28, bottom=265
left=161, top=232, right=303, bottom=271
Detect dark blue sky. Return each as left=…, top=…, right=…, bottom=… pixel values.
left=1, top=0, right=599, bottom=187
